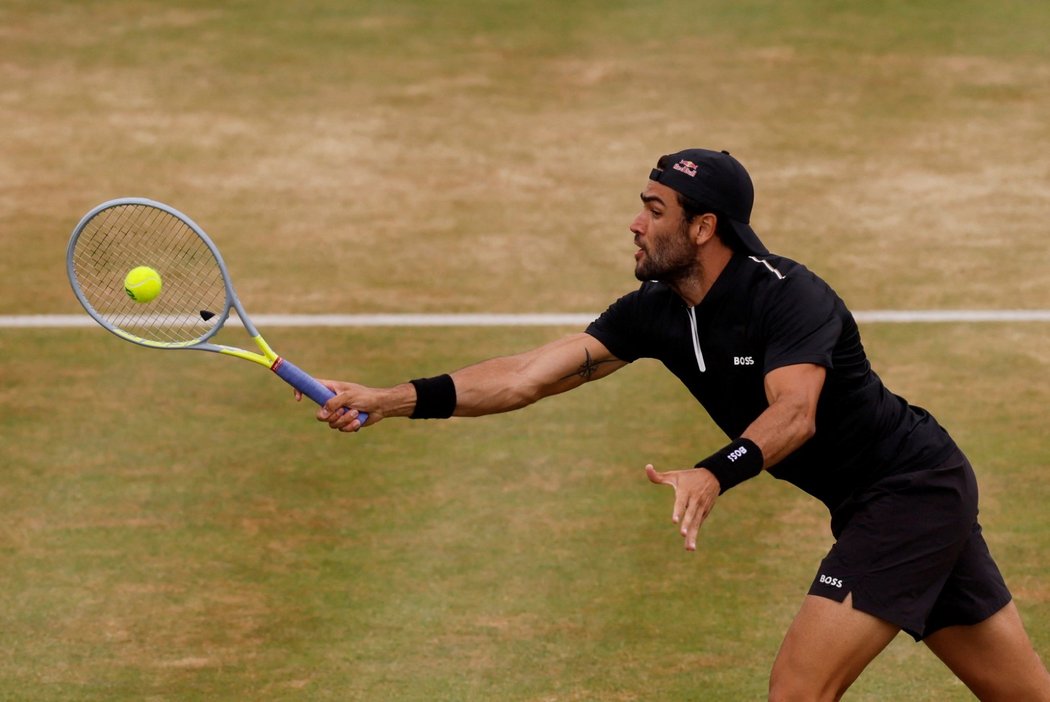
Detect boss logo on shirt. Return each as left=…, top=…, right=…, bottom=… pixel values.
left=733, top=356, right=755, bottom=366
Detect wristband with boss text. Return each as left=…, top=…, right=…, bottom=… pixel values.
left=695, top=438, right=764, bottom=493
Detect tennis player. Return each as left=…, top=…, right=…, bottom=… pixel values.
left=309, top=148, right=1050, bottom=700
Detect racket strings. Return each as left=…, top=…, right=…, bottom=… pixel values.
left=70, top=204, right=229, bottom=344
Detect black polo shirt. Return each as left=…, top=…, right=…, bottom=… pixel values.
left=586, top=253, right=956, bottom=514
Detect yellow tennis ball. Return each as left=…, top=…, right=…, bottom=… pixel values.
left=124, top=266, right=162, bottom=303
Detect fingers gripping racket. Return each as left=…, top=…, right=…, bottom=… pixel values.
left=66, top=197, right=367, bottom=423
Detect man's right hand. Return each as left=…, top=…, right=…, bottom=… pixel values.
left=294, top=380, right=415, bottom=433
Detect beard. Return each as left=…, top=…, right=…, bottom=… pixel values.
left=634, top=221, right=697, bottom=283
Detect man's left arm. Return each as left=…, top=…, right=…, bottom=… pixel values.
left=645, top=363, right=825, bottom=551
left=741, top=362, right=825, bottom=466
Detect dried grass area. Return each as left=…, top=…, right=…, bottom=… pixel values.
left=3, top=3, right=1049, bottom=315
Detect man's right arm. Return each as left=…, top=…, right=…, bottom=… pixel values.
left=315, top=332, right=626, bottom=431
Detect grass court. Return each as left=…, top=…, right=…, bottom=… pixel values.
left=1, top=1, right=1048, bottom=699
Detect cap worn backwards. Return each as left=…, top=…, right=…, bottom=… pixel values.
left=648, top=148, right=768, bottom=256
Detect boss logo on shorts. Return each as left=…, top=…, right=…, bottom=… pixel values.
left=819, top=574, right=844, bottom=589
left=733, top=356, right=755, bottom=366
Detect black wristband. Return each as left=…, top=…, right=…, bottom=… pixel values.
left=409, top=374, right=457, bottom=419
left=695, top=438, right=764, bottom=494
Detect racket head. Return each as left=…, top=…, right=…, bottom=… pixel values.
left=67, top=198, right=236, bottom=349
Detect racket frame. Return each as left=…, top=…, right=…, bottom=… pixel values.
left=67, top=197, right=364, bottom=419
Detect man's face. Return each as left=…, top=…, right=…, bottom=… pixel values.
left=630, top=182, right=697, bottom=283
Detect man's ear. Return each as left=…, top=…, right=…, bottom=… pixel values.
left=692, top=213, right=719, bottom=245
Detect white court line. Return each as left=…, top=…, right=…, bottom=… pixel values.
left=1, top=311, right=1049, bottom=328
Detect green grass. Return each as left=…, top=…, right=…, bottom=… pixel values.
left=2, top=0, right=1050, bottom=698
left=1, top=325, right=1047, bottom=700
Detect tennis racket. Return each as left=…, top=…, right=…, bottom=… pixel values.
left=66, top=197, right=367, bottom=424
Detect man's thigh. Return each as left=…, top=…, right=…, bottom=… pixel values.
left=769, top=594, right=899, bottom=702
left=924, top=601, right=1050, bottom=701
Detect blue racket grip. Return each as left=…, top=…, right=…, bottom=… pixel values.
left=272, top=358, right=369, bottom=425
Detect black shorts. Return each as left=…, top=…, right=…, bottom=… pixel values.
left=807, top=448, right=1012, bottom=641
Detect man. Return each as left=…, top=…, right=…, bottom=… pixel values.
left=306, top=149, right=1050, bottom=700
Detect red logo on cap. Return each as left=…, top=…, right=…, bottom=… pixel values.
left=672, top=159, right=698, bottom=177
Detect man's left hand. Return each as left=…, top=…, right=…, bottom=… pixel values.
left=645, top=464, right=721, bottom=551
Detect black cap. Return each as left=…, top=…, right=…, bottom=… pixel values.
left=648, top=148, right=768, bottom=256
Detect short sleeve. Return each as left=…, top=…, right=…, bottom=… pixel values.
left=586, top=290, right=645, bottom=363
left=759, top=271, right=843, bottom=373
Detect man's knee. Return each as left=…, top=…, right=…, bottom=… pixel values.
left=768, top=662, right=845, bottom=702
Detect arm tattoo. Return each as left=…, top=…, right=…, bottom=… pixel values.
left=560, top=348, right=615, bottom=382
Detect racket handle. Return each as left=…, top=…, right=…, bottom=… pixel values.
left=272, top=358, right=369, bottom=425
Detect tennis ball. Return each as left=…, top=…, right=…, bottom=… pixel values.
left=124, top=266, right=162, bottom=303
